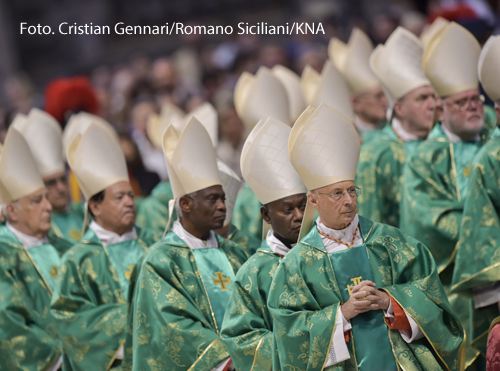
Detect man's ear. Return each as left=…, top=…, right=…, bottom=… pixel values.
left=5, top=203, right=18, bottom=222
left=435, top=99, right=444, bottom=122
left=179, top=196, right=193, bottom=215
left=88, top=200, right=100, bottom=218
left=495, top=103, right=500, bottom=123
left=307, top=192, right=319, bottom=209
left=260, top=205, right=272, bottom=225
left=351, top=94, right=360, bottom=112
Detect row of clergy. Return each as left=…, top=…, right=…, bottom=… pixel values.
left=0, top=17, right=499, bottom=371
left=0, top=99, right=464, bottom=371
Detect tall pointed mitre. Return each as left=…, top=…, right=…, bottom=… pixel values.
left=478, top=35, right=500, bottom=102
left=289, top=103, right=360, bottom=191
left=423, top=22, right=481, bottom=97
left=66, top=122, right=129, bottom=200
left=420, top=17, right=449, bottom=48
left=241, top=117, right=307, bottom=206
left=147, top=103, right=185, bottom=149
left=0, top=124, right=45, bottom=203
left=12, top=108, right=64, bottom=177
left=271, top=65, right=307, bottom=121
left=301, top=61, right=354, bottom=121
left=234, top=67, right=290, bottom=129
left=185, top=102, right=219, bottom=147
left=162, top=117, right=221, bottom=199
left=328, top=28, right=380, bottom=95
left=216, top=159, right=241, bottom=226
left=63, top=112, right=119, bottom=154
left=370, top=27, right=431, bottom=104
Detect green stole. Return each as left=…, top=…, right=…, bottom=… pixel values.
left=104, top=235, right=145, bottom=298
left=328, top=241, right=397, bottom=370
left=452, top=141, right=482, bottom=200
left=192, top=247, right=236, bottom=333
left=27, top=244, right=61, bottom=292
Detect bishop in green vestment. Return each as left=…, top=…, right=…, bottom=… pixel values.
left=357, top=26, right=436, bottom=227
left=0, top=124, right=73, bottom=370
left=51, top=201, right=85, bottom=242
left=403, top=20, right=491, bottom=368
left=50, top=121, right=160, bottom=371
left=136, top=180, right=175, bottom=230
left=125, top=116, right=249, bottom=371
left=220, top=116, right=309, bottom=370
left=274, top=103, right=464, bottom=370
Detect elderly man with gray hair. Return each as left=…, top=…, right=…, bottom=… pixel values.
left=0, top=124, right=72, bottom=370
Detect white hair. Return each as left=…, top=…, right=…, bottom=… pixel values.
left=1, top=201, right=21, bottom=221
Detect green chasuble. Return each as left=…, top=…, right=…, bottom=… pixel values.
left=451, top=127, right=500, bottom=355
left=228, top=223, right=262, bottom=256
left=123, top=230, right=249, bottom=371
left=220, top=240, right=282, bottom=371
left=50, top=226, right=159, bottom=371
left=400, top=123, right=489, bottom=367
left=136, top=181, right=176, bottom=231
left=268, top=216, right=464, bottom=371
left=356, top=124, right=422, bottom=227
left=51, top=202, right=85, bottom=243
left=0, top=224, right=72, bottom=370
left=233, top=182, right=263, bottom=241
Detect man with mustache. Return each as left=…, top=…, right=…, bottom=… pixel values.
left=400, top=21, right=490, bottom=369
left=355, top=26, right=436, bottom=227
left=268, top=103, right=463, bottom=371
left=0, top=126, right=72, bottom=370
left=50, top=122, right=160, bottom=371
left=451, top=34, right=500, bottom=368
left=124, top=118, right=248, bottom=371
left=220, top=117, right=308, bottom=370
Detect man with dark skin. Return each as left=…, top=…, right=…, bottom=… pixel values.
left=220, top=116, right=308, bottom=371
left=124, top=118, right=248, bottom=371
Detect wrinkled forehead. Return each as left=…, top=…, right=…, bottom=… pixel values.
left=313, top=180, right=355, bottom=193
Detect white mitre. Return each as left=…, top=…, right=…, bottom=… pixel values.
left=234, top=66, right=290, bottom=130
left=12, top=108, right=65, bottom=177
left=241, top=116, right=307, bottom=206
left=0, top=125, right=45, bottom=203
left=420, top=17, right=449, bottom=48
left=63, top=112, right=119, bottom=154
left=423, top=21, right=480, bottom=97
left=370, top=26, right=431, bottom=105
left=185, top=102, right=219, bottom=147
left=301, top=61, right=354, bottom=121
left=66, top=122, right=129, bottom=201
left=271, top=65, right=307, bottom=122
left=216, top=159, right=241, bottom=227
left=162, top=117, right=221, bottom=199
left=289, top=103, right=360, bottom=191
left=329, top=28, right=380, bottom=95
left=478, top=35, right=500, bottom=103
left=147, top=103, right=185, bottom=149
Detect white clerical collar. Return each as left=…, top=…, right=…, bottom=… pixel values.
left=89, top=221, right=137, bottom=247
left=6, top=222, right=49, bottom=250
left=171, top=220, right=218, bottom=250
left=441, top=123, right=480, bottom=143
left=266, top=227, right=293, bottom=256
left=391, top=118, right=421, bottom=142
left=354, top=115, right=383, bottom=134
left=316, top=214, right=363, bottom=254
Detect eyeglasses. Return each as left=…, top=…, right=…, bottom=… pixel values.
left=315, top=186, right=361, bottom=202
left=447, top=94, right=484, bottom=111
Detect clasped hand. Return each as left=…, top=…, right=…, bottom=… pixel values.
left=341, top=280, right=390, bottom=321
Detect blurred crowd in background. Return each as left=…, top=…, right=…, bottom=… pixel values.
left=0, top=0, right=499, bottom=198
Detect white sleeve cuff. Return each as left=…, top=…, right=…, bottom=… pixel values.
left=211, top=358, right=231, bottom=371
left=324, top=306, right=351, bottom=367
left=473, top=281, right=500, bottom=309
left=115, top=344, right=125, bottom=360
left=383, top=299, right=423, bottom=343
